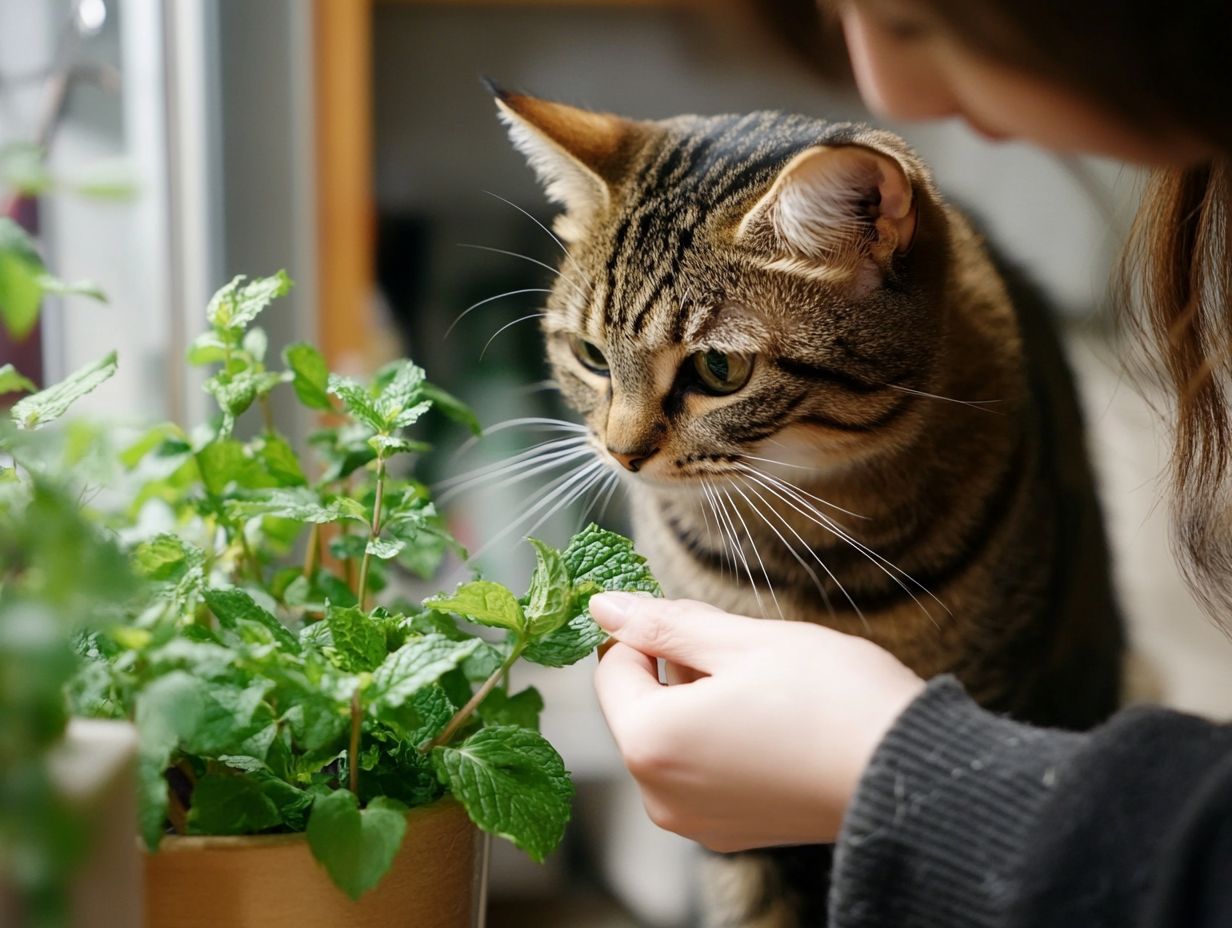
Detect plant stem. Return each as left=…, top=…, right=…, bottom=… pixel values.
left=349, top=687, right=362, bottom=796
left=302, top=522, right=320, bottom=578
left=355, top=453, right=387, bottom=610
left=422, top=642, right=524, bottom=753
left=259, top=394, right=275, bottom=433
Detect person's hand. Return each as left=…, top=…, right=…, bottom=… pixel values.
left=590, top=592, right=925, bottom=851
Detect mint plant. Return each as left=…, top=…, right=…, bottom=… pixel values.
left=0, top=270, right=657, bottom=904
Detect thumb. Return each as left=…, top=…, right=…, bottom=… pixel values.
left=589, top=593, right=752, bottom=672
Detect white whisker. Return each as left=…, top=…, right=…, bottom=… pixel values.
left=737, top=457, right=868, bottom=519
left=709, top=483, right=765, bottom=619
left=722, top=485, right=783, bottom=619
left=480, top=312, right=548, bottom=360
left=457, top=242, right=591, bottom=304
left=438, top=436, right=589, bottom=488
left=436, top=446, right=593, bottom=504
left=887, top=383, right=1004, bottom=412
left=444, top=288, right=553, bottom=340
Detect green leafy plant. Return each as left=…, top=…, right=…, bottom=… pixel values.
left=0, top=270, right=656, bottom=903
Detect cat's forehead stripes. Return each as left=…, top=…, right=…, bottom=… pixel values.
left=596, top=112, right=869, bottom=342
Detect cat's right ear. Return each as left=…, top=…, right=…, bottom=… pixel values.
left=491, top=84, right=633, bottom=241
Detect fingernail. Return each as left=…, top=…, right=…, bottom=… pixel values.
left=590, top=591, right=640, bottom=630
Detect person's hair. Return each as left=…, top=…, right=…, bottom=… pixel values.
left=751, top=0, right=1232, bottom=626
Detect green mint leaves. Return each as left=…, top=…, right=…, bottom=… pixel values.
left=13, top=268, right=664, bottom=903
left=431, top=726, right=573, bottom=863
left=306, top=791, right=408, bottom=900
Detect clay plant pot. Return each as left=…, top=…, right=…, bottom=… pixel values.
left=144, top=797, right=488, bottom=928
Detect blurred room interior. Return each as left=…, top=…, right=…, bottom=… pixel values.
left=3, top=1, right=1231, bottom=925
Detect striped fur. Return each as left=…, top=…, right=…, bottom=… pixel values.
left=497, top=91, right=1124, bottom=927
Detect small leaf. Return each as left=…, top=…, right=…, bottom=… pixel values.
left=187, top=774, right=281, bottom=835
left=425, top=581, right=525, bottom=634
left=0, top=363, right=36, bottom=395
left=367, top=434, right=431, bottom=456
left=36, top=274, right=107, bottom=303
left=120, top=422, right=184, bottom=469
left=204, top=587, right=301, bottom=653
left=367, top=634, right=481, bottom=710
left=132, top=534, right=201, bottom=581
left=421, top=381, right=481, bottom=435
left=563, top=523, right=661, bottom=595
left=521, top=609, right=606, bottom=668
left=134, top=672, right=207, bottom=849
left=306, top=790, right=407, bottom=900
left=0, top=216, right=45, bottom=339
left=225, top=487, right=366, bottom=525
left=365, top=536, right=406, bottom=560
left=373, top=360, right=426, bottom=429
left=11, top=351, right=118, bottom=430
left=257, top=434, right=308, bottom=487
left=327, top=375, right=384, bottom=432
left=524, top=538, right=573, bottom=638
left=186, top=331, right=230, bottom=366
left=478, top=687, right=544, bottom=731
left=283, top=342, right=332, bottom=411
left=207, top=271, right=292, bottom=332
left=432, top=726, right=573, bottom=863
left=326, top=603, right=387, bottom=672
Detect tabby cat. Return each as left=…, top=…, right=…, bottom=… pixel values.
left=494, top=88, right=1124, bottom=928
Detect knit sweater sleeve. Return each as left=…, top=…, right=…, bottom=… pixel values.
left=829, top=675, right=1232, bottom=928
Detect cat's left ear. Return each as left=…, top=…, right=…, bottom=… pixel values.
left=493, top=86, right=634, bottom=241
left=736, top=144, right=918, bottom=270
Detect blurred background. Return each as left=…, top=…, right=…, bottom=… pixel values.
left=3, top=1, right=1230, bottom=925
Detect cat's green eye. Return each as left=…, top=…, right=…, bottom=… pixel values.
left=693, top=350, right=753, bottom=395
left=571, top=336, right=610, bottom=374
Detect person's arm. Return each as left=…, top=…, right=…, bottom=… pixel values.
left=589, top=592, right=1232, bottom=928
left=834, top=676, right=1232, bottom=928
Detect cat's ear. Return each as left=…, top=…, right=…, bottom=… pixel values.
left=492, top=86, right=633, bottom=241
left=736, top=144, right=917, bottom=272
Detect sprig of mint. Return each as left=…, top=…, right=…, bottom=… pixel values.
left=2, top=269, right=659, bottom=901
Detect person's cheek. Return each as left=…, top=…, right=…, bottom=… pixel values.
left=840, top=10, right=959, bottom=121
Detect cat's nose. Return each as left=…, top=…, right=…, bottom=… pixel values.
left=609, top=447, right=656, bottom=472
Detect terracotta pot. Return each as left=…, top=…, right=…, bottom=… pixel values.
left=144, top=797, right=488, bottom=928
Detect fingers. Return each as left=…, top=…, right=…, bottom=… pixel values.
left=594, top=640, right=663, bottom=719
left=590, top=592, right=758, bottom=672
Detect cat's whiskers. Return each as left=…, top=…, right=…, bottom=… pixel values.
left=451, top=416, right=586, bottom=460
left=739, top=466, right=947, bottom=626
left=457, top=243, right=591, bottom=304
left=737, top=455, right=868, bottom=519
left=482, top=190, right=594, bottom=287
left=444, top=288, right=554, bottom=340
left=733, top=476, right=835, bottom=621
left=577, top=469, right=620, bottom=530
left=480, top=312, right=548, bottom=360
left=435, top=441, right=593, bottom=504
left=438, top=434, right=589, bottom=487
left=887, top=383, right=1005, bottom=412
left=465, top=458, right=606, bottom=564
left=708, top=483, right=767, bottom=619
left=720, top=484, right=784, bottom=620
left=700, top=482, right=736, bottom=582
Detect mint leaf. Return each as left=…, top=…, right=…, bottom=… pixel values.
left=187, top=773, right=281, bottom=835
left=563, top=523, right=661, bottom=595
left=0, top=217, right=45, bottom=339
left=365, top=537, right=405, bottom=560
left=225, top=487, right=366, bottom=525
left=522, top=609, right=606, bottom=668
left=325, top=603, right=386, bottom=672
left=368, top=634, right=481, bottom=710
left=374, top=360, right=427, bottom=429
left=207, top=271, right=292, bottom=332
left=425, top=581, right=524, bottom=634
left=11, top=351, right=118, bottom=430
left=204, top=587, right=300, bottom=653
left=218, top=755, right=315, bottom=829
left=132, top=534, right=202, bottom=582
left=478, top=686, right=544, bottom=731
left=36, top=274, right=107, bottom=303
left=432, top=726, right=573, bottom=863
left=0, top=363, right=36, bottom=395
left=524, top=538, right=572, bottom=638
left=327, top=375, right=384, bottom=433
left=421, top=381, right=481, bottom=436
left=258, top=434, right=308, bottom=487
left=283, top=342, right=332, bottom=411
left=367, top=434, right=430, bottom=456
left=306, top=790, right=407, bottom=900
left=134, top=672, right=207, bottom=848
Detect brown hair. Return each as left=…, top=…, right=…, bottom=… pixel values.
left=751, top=0, right=1232, bottom=623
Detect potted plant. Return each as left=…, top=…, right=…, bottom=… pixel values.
left=1, top=270, right=657, bottom=927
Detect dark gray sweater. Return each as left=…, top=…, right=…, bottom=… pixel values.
left=831, top=676, right=1232, bottom=927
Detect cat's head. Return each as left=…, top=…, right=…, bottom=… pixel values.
left=495, top=89, right=951, bottom=485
